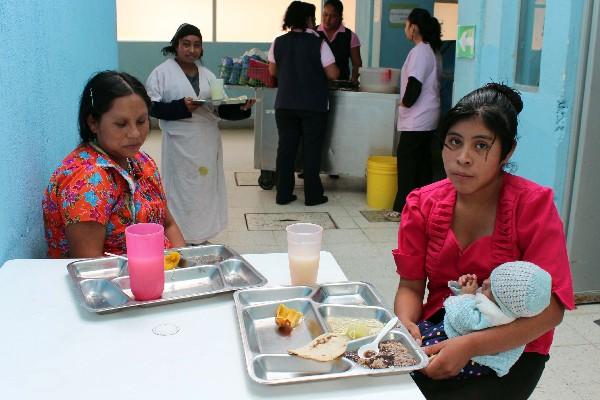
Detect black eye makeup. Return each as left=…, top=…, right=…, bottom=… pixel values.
left=443, top=134, right=462, bottom=150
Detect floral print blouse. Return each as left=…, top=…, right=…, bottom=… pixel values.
left=42, top=143, right=171, bottom=258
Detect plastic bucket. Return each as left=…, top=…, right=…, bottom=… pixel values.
left=366, top=156, right=398, bottom=209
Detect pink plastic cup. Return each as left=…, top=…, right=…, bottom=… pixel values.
left=125, top=223, right=165, bottom=301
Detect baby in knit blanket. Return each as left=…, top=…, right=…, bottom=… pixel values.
left=417, top=261, right=552, bottom=378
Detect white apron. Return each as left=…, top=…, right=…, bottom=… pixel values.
left=146, top=58, right=227, bottom=243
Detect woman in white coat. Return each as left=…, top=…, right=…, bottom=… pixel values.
left=146, top=23, right=252, bottom=244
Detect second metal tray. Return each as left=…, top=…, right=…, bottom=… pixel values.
left=192, top=96, right=250, bottom=106
left=67, top=245, right=267, bottom=314
left=234, top=282, right=428, bottom=385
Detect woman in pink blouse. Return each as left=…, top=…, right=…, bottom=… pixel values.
left=393, top=83, right=574, bottom=399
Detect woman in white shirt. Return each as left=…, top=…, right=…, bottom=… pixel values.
left=387, top=8, right=442, bottom=221
left=146, top=23, right=252, bottom=244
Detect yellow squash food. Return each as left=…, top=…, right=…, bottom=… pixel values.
left=275, top=304, right=303, bottom=330
left=164, top=252, right=181, bottom=270
left=346, top=322, right=370, bottom=339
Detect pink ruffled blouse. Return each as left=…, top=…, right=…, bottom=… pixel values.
left=393, top=173, right=575, bottom=355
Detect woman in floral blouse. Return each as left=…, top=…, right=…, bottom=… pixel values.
left=42, top=71, right=185, bottom=258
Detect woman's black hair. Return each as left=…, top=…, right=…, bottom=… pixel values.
left=282, top=1, right=316, bottom=30
left=439, top=83, right=524, bottom=161
left=161, top=23, right=202, bottom=56
left=408, top=8, right=442, bottom=52
left=78, top=70, right=151, bottom=143
left=324, top=0, right=344, bottom=19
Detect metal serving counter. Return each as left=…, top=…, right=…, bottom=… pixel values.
left=253, top=88, right=400, bottom=189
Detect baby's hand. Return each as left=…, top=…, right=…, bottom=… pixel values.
left=457, top=274, right=477, bottom=286
left=458, top=274, right=478, bottom=294
left=461, top=280, right=478, bottom=294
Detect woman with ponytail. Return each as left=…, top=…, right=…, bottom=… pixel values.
left=386, top=8, right=442, bottom=221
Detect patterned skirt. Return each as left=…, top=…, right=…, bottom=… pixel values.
left=411, top=319, right=495, bottom=380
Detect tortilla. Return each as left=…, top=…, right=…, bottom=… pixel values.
left=288, top=333, right=349, bottom=362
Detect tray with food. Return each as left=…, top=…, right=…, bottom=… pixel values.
left=67, top=245, right=267, bottom=314
left=191, top=95, right=250, bottom=106
left=234, top=282, right=428, bottom=385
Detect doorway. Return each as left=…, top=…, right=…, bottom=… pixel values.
left=566, top=1, right=600, bottom=303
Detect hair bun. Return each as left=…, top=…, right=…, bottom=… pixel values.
left=486, top=83, right=523, bottom=114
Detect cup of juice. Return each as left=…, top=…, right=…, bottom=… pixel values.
left=210, top=78, right=225, bottom=101
left=286, top=223, right=323, bottom=286
left=125, top=223, right=165, bottom=301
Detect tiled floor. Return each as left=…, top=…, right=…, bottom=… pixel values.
left=143, top=128, right=600, bottom=399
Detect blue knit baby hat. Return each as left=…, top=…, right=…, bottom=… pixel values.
left=490, top=261, right=552, bottom=318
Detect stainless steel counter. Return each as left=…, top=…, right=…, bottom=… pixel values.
left=253, top=88, right=400, bottom=189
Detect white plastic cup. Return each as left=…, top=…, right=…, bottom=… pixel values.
left=286, top=223, right=323, bottom=286
left=210, top=78, right=225, bottom=100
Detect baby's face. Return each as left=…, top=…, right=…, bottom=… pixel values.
left=481, top=278, right=495, bottom=304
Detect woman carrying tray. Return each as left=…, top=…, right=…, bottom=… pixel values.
left=392, top=83, right=574, bottom=399
left=146, top=23, right=254, bottom=245
left=42, top=71, right=185, bottom=258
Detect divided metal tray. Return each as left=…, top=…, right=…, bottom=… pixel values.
left=67, top=245, right=267, bottom=314
left=191, top=96, right=250, bottom=106
left=234, top=282, right=428, bottom=385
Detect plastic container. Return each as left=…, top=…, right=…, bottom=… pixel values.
left=210, top=78, right=225, bottom=100
left=359, top=68, right=401, bottom=93
left=286, top=223, right=323, bottom=286
left=247, top=59, right=277, bottom=87
left=125, top=223, right=165, bottom=301
left=366, top=156, right=398, bottom=209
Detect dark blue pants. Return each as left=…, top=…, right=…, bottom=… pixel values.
left=275, top=109, right=328, bottom=205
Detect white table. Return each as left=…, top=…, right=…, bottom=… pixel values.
left=0, top=252, right=424, bottom=399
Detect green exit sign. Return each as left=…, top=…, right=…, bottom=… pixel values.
left=457, top=25, right=476, bottom=59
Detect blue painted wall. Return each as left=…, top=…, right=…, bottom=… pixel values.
left=0, top=0, right=118, bottom=264
left=453, top=0, right=584, bottom=211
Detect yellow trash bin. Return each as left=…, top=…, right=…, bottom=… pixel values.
left=366, top=156, right=397, bottom=209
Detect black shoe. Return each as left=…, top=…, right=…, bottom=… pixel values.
left=276, top=194, right=297, bottom=205
left=305, top=195, right=328, bottom=206
left=329, top=174, right=339, bottom=179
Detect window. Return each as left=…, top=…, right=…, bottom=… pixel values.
left=218, top=0, right=356, bottom=42
left=116, top=0, right=213, bottom=41
left=217, top=0, right=320, bottom=42
left=434, top=2, right=458, bottom=41
left=117, top=0, right=357, bottom=43
left=515, top=0, right=545, bottom=87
